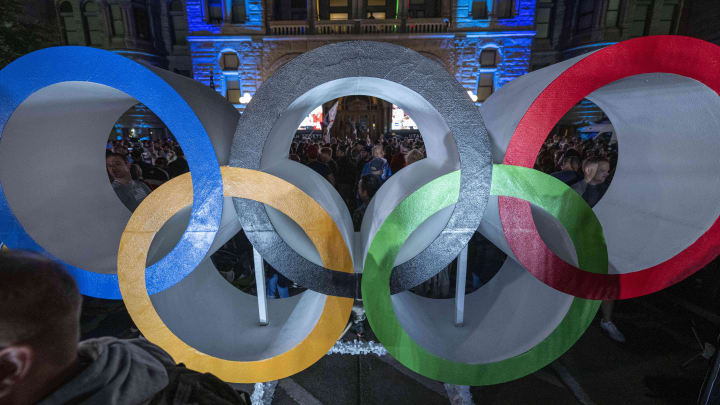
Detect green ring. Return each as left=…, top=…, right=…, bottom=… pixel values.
left=362, top=165, right=605, bottom=385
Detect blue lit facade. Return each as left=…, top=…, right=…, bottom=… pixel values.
left=184, top=0, right=536, bottom=111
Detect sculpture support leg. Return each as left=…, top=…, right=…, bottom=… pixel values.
left=254, top=248, right=269, bottom=325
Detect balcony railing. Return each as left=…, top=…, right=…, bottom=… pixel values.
left=268, top=18, right=448, bottom=35
left=315, top=20, right=354, bottom=35
left=405, top=18, right=449, bottom=33
left=269, top=20, right=310, bottom=36
left=359, top=19, right=401, bottom=34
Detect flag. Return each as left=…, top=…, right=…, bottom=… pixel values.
left=323, top=100, right=339, bottom=144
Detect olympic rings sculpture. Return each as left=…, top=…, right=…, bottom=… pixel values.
left=1, top=36, right=720, bottom=385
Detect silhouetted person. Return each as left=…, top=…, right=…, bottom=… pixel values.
left=0, top=250, right=249, bottom=404
left=166, top=147, right=189, bottom=178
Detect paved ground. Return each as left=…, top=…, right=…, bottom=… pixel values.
left=81, top=272, right=716, bottom=405
left=261, top=291, right=709, bottom=405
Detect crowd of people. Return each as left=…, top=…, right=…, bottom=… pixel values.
left=536, top=131, right=618, bottom=188
left=212, top=132, right=428, bottom=301
left=0, top=121, right=662, bottom=404
left=104, top=127, right=625, bottom=338
left=290, top=132, right=426, bottom=231
left=106, top=137, right=189, bottom=211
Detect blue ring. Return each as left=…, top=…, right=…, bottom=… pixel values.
left=0, top=46, right=223, bottom=299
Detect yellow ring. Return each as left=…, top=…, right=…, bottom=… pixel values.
left=117, top=166, right=353, bottom=382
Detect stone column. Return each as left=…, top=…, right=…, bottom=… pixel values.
left=307, top=0, right=316, bottom=32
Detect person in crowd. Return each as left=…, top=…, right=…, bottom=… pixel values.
left=106, top=153, right=151, bottom=212
left=154, top=157, right=168, bottom=172
left=406, top=149, right=424, bottom=165
left=389, top=145, right=408, bottom=174
left=468, top=232, right=507, bottom=290
left=362, top=145, right=392, bottom=181
left=305, top=144, right=335, bottom=185
left=266, top=266, right=290, bottom=299
left=352, top=174, right=382, bottom=231
left=571, top=156, right=624, bottom=343
left=130, top=149, right=154, bottom=178
left=166, top=147, right=189, bottom=179
left=319, top=147, right=338, bottom=179
left=551, top=150, right=582, bottom=186
left=334, top=146, right=358, bottom=210
left=165, top=148, right=177, bottom=163
left=355, top=145, right=371, bottom=177
left=142, top=158, right=170, bottom=190
left=572, top=157, right=611, bottom=208
left=0, top=250, right=249, bottom=404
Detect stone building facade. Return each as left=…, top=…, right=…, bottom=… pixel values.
left=53, top=0, right=192, bottom=75
left=183, top=0, right=536, bottom=111
left=679, top=0, right=720, bottom=46
left=532, top=0, right=688, bottom=70
left=530, top=0, right=691, bottom=125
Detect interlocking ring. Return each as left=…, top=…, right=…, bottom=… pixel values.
left=2, top=37, right=720, bottom=385
left=0, top=46, right=231, bottom=299
left=486, top=36, right=720, bottom=299
left=231, top=41, right=492, bottom=298
left=362, top=165, right=604, bottom=385
left=118, top=167, right=352, bottom=382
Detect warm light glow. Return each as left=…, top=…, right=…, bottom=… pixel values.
left=239, top=92, right=253, bottom=104
left=467, top=90, right=478, bottom=102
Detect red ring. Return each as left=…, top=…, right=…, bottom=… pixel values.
left=500, top=36, right=720, bottom=300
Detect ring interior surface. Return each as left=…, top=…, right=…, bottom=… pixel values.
left=231, top=41, right=491, bottom=296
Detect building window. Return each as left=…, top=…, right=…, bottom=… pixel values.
left=226, top=77, right=241, bottom=104
left=110, top=4, right=124, bottom=37
left=169, top=0, right=187, bottom=45
left=59, top=2, right=83, bottom=45
left=367, top=0, right=393, bottom=20
left=605, top=0, right=620, bottom=27
left=170, top=0, right=184, bottom=12
left=408, top=0, right=424, bottom=18
left=408, top=0, right=439, bottom=18
left=494, top=0, right=513, bottom=19
left=231, top=0, right=246, bottom=23
left=319, top=0, right=349, bottom=20
left=576, top=0, right=594, bottom=32
left=134, top=7, right=151, bottom=40
left=273, top=0, right=307, bottom=20
left=535, top=4, right=552, bottom=38
left=470, top=0, right=488, bottom=19
left=220, top=52, right=239, bottom=71
left=654, top=0, right=679, bottom=34
left=477, top=47, right=499, bottom=103
left=208, top=0, right=223, bottom=23
left=477, top=72, right=494, bottom=102
left=480, top=48, right=499, bottom=68
left=629, top=0, right=650, bottom=37
left=82, top=1, right=104, bottom=46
